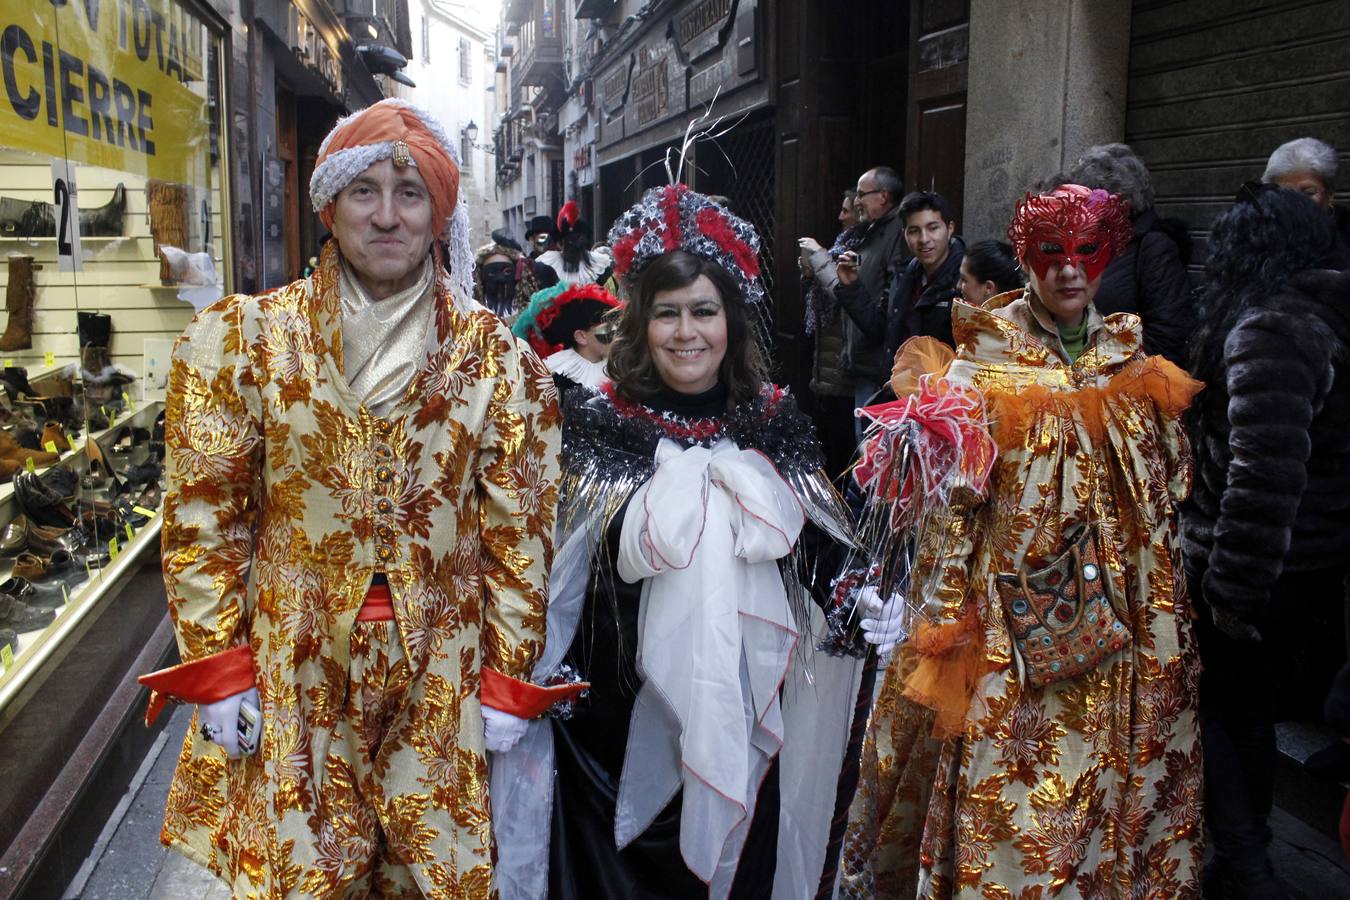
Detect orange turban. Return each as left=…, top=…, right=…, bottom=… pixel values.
left=310, top=99, right=461, bottom=238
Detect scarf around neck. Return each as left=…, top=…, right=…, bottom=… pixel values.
left=338, top=255, right=436, bottom=416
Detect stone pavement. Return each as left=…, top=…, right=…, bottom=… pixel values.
left=62, top=707, right=1350, bottom=898
left=61, top=704, right=230, bottom=900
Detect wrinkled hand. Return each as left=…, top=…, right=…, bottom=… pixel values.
left=1212, top=605, right=1262, bottom=643
left=836, top=251, right=859, bottom=286
left=198, top=687, right=259, bottom=758
left=483, top=704, right=530, bottom=753
left=857, top=585, right=906, bottom=654
left=797, top=237, right=824, bottom=255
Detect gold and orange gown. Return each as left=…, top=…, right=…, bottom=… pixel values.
left=846, top=291, right=1203, bottom=898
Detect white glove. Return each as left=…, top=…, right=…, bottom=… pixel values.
left=483, top=704, right=530, bottom=753
left=198, top=687, right=259, bottom=758
left=857, top=586, right=907, bottom=654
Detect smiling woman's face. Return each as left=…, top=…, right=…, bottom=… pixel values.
left=331, top=157, right=435, bottom=299
left=646, top=274, right=728, bottom=394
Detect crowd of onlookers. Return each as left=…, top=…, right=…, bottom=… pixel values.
left=469, top=133, right=1350, bottom=896
left=794, top=135, right=1350, bottom=896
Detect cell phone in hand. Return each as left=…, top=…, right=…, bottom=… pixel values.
left=237, top=698, right=261, bottom=756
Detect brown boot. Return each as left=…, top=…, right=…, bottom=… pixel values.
left=147, top=180, right=189, bottom=285
left=1, top=254, right=37, bottom=351
left=39, top=422, right=70, bottom=452
left=0, top=430, right=58, bottom=468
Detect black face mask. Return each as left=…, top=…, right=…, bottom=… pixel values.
left=480, top=261, right=517, bottom=314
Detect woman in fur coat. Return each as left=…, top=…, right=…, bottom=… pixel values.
left=1182, top=183, right=1350, bottom=898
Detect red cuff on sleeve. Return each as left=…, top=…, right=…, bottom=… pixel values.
left=137, top=645, right=256, bottom=726
left=480, top=667, right=588, bottom=719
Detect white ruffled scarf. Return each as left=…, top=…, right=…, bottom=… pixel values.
left=615, top=437, right=805, bottom=892
left=338, top=256, right=435, bottom=416
left=545, top=348, right=609, bottom=388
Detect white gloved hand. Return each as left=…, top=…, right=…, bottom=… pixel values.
left=857, top=586, right=907, bottom=654
left=198, top=687, right=259, bottom=758
left=482, top=704, right=530, bottom=753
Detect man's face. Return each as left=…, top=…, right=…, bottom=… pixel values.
left=855, top=172, right=892, bottom=223
left=904, top=208, right=955, bottom=274
left=529, top=232, right=552, bottom=253
left=1272, top=171, right=1332, bottom=209
left=331, top=158, right=435, bottom=299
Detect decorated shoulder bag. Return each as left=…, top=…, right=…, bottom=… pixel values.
left=996, top=528, right=1131, bottom=687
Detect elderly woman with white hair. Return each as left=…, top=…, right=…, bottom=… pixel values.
left=1067, top=142, right=1195, bottom=366
left=1263, top=136, right=1350, bottom=251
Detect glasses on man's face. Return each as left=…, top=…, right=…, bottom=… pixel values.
left=856, top=189, right=882, bottom=199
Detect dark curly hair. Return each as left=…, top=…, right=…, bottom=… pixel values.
left=1190, top=186, right=1340, bottom=384
left=608, top=250, right=768, bottom=407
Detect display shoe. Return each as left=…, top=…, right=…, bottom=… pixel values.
left=26, top=521, right=86, bottom=557
left=13, top=469, right=77, bottom=528
left=86, top=408, right=109, bottom=432
left=1, top=254, right=37, bottom=352
left=12, top=426, right=41, bottom=451
left=78, top=185, right=126, bottom=238
left=0, top=457, right=20, bottom=484
left=0, top=429, right=58, bottom=469
left=10, top=551, right=44, bottom=581
left=80, top=459, right=112, bottom=493
left=85, top=436, right=120, bottom=493
left=0, top=367, right=36, bottom=402
left=39, top=422, right=70, bottom=453
left=0, top=585, right=55, bottom=631
left=0, top=515, right=27, bottom=555
left=147, top=179, right=190, bottom=285
left=120, top=461, right=162, bottom=491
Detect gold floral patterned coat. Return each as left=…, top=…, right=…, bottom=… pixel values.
left=856, top=292, right=1203, bottom=898
left=158, top=242, right=560, bottom=897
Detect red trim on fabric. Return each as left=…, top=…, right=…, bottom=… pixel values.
left=480, top=667, right=589, bottom=719
left=357, top=582, right=395, bottom=621
left=137, top=645, right=255, bottom=726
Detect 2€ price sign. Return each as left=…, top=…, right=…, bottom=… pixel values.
left=51, top=159, right=82, bottom=273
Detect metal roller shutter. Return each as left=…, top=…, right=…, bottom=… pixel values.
left=1125, top=0, right=1350, bottom=267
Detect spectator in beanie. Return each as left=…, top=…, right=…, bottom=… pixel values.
left=1068, top=143, right=1195, bottom=366
left=1182, top=183, right=1350, bottom=899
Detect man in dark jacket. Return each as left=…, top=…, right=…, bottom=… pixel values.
left=830, top=167, right=908, bottom=429
left=836, top=191, right=965, bottom=366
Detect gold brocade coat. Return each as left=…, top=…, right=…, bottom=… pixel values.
left=158, top=243, right=561, bottom=897
left=860, top=292, right=1203, bottom=898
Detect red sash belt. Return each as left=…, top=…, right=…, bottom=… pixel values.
left=357, top=581, right=395, bottom=621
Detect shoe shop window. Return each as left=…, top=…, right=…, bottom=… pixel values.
left=0, top=0, right=229, bottom=701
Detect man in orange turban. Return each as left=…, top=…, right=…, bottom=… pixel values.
left=144, top=98, right=574, bottom=896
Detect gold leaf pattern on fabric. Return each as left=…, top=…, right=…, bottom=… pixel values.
left=856, top=295, right=1203, bottom=898
left=158, top=240, right=559, bottom=897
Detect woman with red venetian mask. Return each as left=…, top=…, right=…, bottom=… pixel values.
left=841, top=186, right=1206, bottom=897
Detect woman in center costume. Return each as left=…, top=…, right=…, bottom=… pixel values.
left=842, top=185, right=1204, bottom=896
left=491, top=183, right=867, bottom=899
